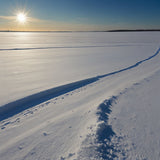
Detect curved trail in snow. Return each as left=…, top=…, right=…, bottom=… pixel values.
left=0, top=47, right=160, bottom=121
left=0, top=46, right=107, bottom=51
left=0, top=44, right=146, bottom=51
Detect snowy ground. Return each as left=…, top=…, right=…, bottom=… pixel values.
left=109, top=70, right=160, bottom=160
left=0, top=32, right=160, bottom=160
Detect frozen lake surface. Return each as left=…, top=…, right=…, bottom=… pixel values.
left=1, top=32, right=160, bottom=106
left=0, top=32, right=160, bottom=160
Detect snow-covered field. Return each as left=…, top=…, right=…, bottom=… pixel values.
left=0, top=32, right=160, bottom=160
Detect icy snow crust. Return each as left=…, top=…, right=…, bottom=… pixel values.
left=0, top=32, right=160, bottom=159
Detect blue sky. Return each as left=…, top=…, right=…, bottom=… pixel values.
left=0, top=0, right=160, bottom=31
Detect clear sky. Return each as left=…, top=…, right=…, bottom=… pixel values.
left=0, top=0, right=160, bottom=31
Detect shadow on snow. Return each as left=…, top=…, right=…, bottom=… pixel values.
left=0, top=47, right=160, bottom=121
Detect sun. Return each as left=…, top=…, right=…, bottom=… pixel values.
left=17, top=13, right=27, bottom=23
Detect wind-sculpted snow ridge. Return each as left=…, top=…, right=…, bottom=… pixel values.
left=0, top=47, right=160, bottom=121
left=0, top=77, right=98, bottom=121
left=98, top=47, right=160, bottom=78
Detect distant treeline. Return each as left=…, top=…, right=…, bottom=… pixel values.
left=107, top=29, right=160, bottom=32
left=0, top=29, right=160, bottom=32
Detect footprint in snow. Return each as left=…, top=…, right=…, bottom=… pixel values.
left=68, top=153, right=75, bottom=158
left=18, top=146, right=23, bottom=150
left=45, top=102, right=50, bottom=105
left=43, top=132, right=48, bottom=136
left=1, top=126, right=5, bottom=130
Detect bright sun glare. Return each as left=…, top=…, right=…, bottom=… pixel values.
left=17, top=13, right=27, bottom=23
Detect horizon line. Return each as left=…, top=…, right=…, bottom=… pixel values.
left=0, top=29, right=160, bottom=32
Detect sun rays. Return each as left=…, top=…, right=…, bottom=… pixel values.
left=16, top=12, right=27, bottom=24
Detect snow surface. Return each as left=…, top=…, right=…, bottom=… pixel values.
left=1, top=32, right=160, bottom=106
left=109, top=70, right=160, bottom=160
left=0, top=32, right=160, bottom=160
